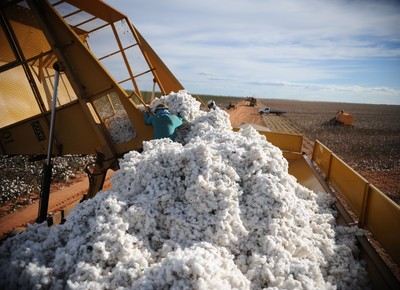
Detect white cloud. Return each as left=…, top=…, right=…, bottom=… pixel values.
left=106, top=0, right=400, bottom=104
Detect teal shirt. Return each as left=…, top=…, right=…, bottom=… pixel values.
left=145, top=112, right=183, bottom=141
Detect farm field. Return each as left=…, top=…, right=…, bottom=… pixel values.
left=206, top=96, right=400, bottom=205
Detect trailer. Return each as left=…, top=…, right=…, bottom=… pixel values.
left=0, top=0, right=399, bottom=288
left=259, top=107, right=287, bottom=115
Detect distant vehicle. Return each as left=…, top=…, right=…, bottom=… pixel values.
left=329, top=110, right=355, bottom=126
left=226, top=102, right=236, bottom=110
left=259, top=107, right=287, bottom=116
left=245, top=97, right=257, bottom=107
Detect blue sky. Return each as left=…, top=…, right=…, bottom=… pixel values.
left=106, top=0, right=400, bottom=105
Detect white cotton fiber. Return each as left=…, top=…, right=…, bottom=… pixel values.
left=0, top=90, right=370, bottom=289
left=104, top=110, right=137, bottom=144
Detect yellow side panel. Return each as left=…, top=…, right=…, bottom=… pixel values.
left=312, top=140, right=400, bottom=268
left=261, top=131, right=303, bottom=153
left=288, top=156, right=327, bottom=193
left=0, top=102, right=102, bottom=155
left=53, top=102, right=103, bottom=154
left=312, top=141, right=331, bottom=176
left=0, top=117, right=49, bottom=155
left=234, top=128, right=303, bottom=153
left=0, top=66, right=42, bottom=128
left=365, top=185, right=400, bottom=265
left=329, top=156, right=368, bottom=217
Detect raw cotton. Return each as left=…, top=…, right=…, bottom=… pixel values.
left=104, top=110, right=137, bottom=144
left=0, top=90, right=370, bottom=289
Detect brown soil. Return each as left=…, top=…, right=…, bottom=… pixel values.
left=228, top=101, right=267, bottom=128
left=0, top=172, right=113, bottom=240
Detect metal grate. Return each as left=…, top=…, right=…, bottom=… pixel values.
left=93, top=93, right=136, bottom=144
left=1, top=0, right=163, bottom=130
left=28, top=62, right=77, bottom=110
left=52, top=2, right=161, bottom=104
left=7, top=1, right=52, bottom=60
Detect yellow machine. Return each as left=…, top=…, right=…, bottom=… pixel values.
left=333, top=110, right=355, bottom=126
left=0, top=1, right=398, bottom=289
left=0, top=0, right=183, bottom=202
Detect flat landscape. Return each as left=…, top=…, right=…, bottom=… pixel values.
left=210, top=96, right=400, bottom=205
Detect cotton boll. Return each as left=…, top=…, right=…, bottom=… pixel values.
left=132, top=242, right=251, bottom=289
left=0, top=90, right=371, bottom=289
left=104, top=110, right=136, bottom=144
left=148, top=90, right=205, bottom=124
left=20, top=262, right=53, bottom=289
left=67, top=262, right=103, bottom=289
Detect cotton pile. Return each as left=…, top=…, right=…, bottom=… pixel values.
left=104, top=110, right=137, bottom=144
left=0, top=90, right=370, bottom=289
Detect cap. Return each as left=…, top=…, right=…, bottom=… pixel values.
left=155, top=103, right=168, bottom=110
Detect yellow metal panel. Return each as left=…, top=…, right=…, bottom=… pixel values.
left=288, top=156, right=327, bottom=193
left=0, top=23, right=16, bottom=64
left=0, top=66, right=42, bottom=128
left=0, top=101, right=102, bottom=155
left=234, top=128, right=303, bottom=153
left=261, top=131, right=303, bottom=153
left=312, top=141, right=332, bottom=176
left=53, top=102, right=103, bottom=154
left=6, top=3, right=52, bottom=60
left=0, top=117, right=49, bottom=155
left=312, top=140, right=400, bottom=268
left=329, top=155, right=368, bottom=217
left=282, top=151, right=302, bottom=161
left=365, top=185, right=400, bottom=265
left=64, top=0, right=126, bottom=23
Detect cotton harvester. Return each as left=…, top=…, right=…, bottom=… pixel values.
left=0, top=0, right=184, bottom=221
left=330, top=110, right=355, bottom=126
left=0, top=1, right=398, bottom=289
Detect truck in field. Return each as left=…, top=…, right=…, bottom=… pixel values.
left=259, top=107, right=287, bottom=115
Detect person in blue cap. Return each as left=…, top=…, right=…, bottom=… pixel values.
left=144, top=103, right=183, bottom=141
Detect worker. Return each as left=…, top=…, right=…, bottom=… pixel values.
left=207, top=100, right=217, bottom=110
left=144, top=103, right=183, bottom=141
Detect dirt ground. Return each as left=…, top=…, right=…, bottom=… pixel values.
left=227, top=101, right=266, bottom=128
left=0, top=172, right=113, bottom=239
